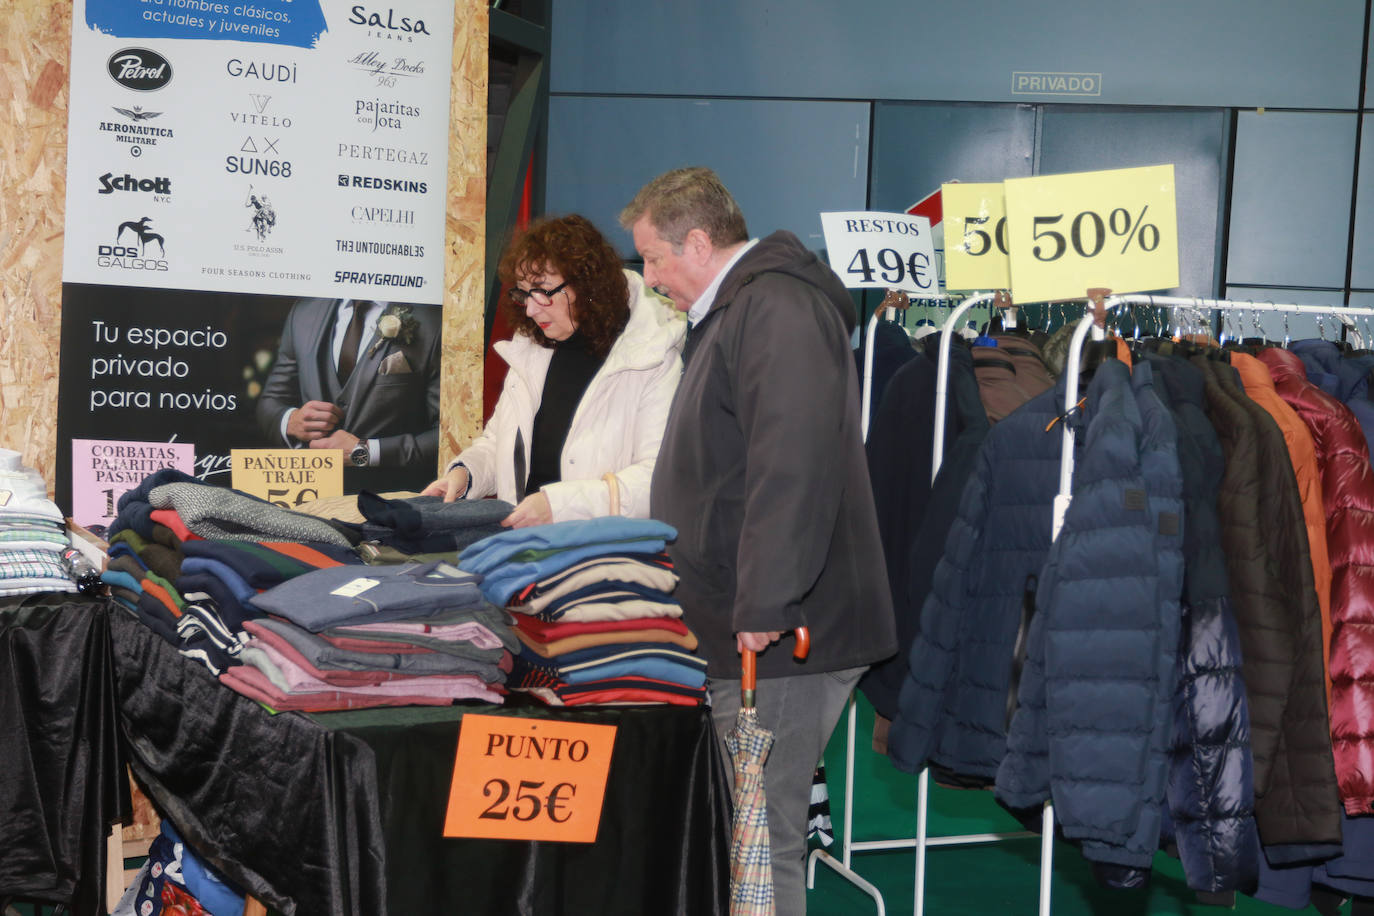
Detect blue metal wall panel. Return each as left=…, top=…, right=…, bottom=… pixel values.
left=1037, top=107, right=1228, bottom=297
left=551, top=1, right=1365, bottom=109
left=1224, top=285, right=1351, bottom=340
left=867, top=102, right=1034, bottom=210
left=1353, top=114, right=1374, bottom=288
left=1226, top=112, right=1358, bottom=288
left=544, top=96, right=869, bottom=258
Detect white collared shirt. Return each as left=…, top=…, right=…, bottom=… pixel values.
left=687, top=238, right=758, bottom=327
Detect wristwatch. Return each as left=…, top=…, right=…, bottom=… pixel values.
left=349, top=441, right=370, bottom=467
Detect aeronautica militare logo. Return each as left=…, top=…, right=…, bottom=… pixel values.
left=107, top=49, right=173, bottom=91
left=102, top=105, right=173, bottom=157
left=97, top=216, right=169, bottom=272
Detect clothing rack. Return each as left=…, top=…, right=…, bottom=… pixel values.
left=822, top=289, right=1374, bottom=916
left=814, top=291, right=1025, bottom=916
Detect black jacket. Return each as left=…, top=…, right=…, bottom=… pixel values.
left=1192, top=355, right=1341, bottom=856
left=651, top=231, right=896, bottom=679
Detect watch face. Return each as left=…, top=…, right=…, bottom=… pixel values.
left=351, top=445, right=369, bottom=467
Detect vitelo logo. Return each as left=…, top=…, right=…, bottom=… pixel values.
left=108, top=49, right=173, bottom=92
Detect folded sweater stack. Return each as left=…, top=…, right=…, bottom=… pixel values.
left=458, top=519, right=707, bottom=706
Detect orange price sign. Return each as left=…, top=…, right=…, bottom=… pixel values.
left=443, top=714, right=618, bottom=843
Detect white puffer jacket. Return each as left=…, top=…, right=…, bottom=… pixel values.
left=452, top=270, right=686, bottom=520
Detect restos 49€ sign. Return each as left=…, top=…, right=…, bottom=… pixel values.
left=819, top=211, right=938, bottom=294
left=445, top=714, right=618, bottom=843
left=1002, top=164, right=1179, bottom=305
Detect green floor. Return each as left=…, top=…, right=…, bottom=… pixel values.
left=807, top=694, right=1319, bottom=915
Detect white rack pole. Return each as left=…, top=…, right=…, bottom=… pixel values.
left=1113, top=294, right=1374, bottom=319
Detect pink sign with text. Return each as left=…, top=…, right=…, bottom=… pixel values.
left=71, top=439, right=196, bottom=528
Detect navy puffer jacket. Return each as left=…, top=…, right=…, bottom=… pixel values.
left=889, top=375, right=1064, bottom=780
left=996, top=360, right=1183, bottom=869
left=1146, top=353, right=1259, bottom=894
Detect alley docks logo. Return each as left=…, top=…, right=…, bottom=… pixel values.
left=97, top=216, right=169, bottom=272
left=107, top=49, right=173, bottom=92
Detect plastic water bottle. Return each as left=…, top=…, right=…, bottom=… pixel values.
left=60, top=547, right=104, bottom=595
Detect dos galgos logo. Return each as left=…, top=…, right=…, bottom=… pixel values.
left=97, top=217, right=169, bottom=272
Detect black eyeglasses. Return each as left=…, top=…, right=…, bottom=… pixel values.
left=509, top=280, right=569, bottom=306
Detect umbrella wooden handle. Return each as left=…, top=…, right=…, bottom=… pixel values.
left=740, top=627, right=812, bottom=708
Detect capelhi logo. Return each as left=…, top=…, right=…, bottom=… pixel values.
left=108, top=49, right=173, bottom=91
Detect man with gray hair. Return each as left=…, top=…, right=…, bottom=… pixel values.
left=622, top=167, right=896, bottom=912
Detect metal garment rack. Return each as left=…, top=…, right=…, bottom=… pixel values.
left=812, top=292, right=1037, bottom=916
left=816, top=289, right=1374, bottom=916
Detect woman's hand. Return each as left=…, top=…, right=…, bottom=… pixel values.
left=502, top=491, right=553, bottom=528
left=420, top=466, right=470, bottom=503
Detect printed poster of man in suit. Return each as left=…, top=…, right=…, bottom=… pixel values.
left=256, top=297, right=442, bottom=493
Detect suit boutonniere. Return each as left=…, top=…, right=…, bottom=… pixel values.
left=368, top=304, right=418, bottom=357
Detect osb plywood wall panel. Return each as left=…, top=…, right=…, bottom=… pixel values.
left=0, top=0, right=71, bottom=492
left=440, top=0, right=487, bottom=470
left=0, top=0, right=486, bottom=492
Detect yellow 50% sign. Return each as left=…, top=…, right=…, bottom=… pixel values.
left=1003, top=164, right=1178, bottom=305
left=943, top=182, right=1010, bottom=291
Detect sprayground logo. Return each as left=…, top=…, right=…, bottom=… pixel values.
left=108, top=49, right=173, bottom=91
left=97, top=217, right=169, bottom=272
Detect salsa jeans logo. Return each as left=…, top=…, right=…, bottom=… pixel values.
left=347, top=5, right=430, bottom=40
left=108, top=49, right=173, bottom=91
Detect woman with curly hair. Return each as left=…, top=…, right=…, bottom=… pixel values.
left=422, top=214, right=686, bottom=527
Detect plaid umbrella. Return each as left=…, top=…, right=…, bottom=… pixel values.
left=726, top=628, right=811, bottom=916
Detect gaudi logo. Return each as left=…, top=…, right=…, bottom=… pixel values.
left=108, top=49, right=173, bottom=92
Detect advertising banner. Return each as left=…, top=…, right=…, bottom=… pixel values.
left=57, top=0, right=456, bottom=525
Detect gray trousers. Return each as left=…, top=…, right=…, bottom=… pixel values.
left=709, top=665, right=864, bottom=916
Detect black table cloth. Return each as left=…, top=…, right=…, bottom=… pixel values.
left=1, top=596, right=129, bottom=915
left=108, top=606, right=731, bottom=915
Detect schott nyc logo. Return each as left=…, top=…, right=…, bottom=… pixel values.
left=108, top=49, right=173, bottom=92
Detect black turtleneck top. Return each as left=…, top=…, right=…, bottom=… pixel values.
left=526, top=329, right=605, bottom=494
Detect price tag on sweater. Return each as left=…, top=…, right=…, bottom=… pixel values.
left=819, top=211, right=938, bottom=293
left=230, top=448, right=342, bottom=508
left=1003, top=164, right=1179, bottom=304
left=445, top=714, right=618, bottom=843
